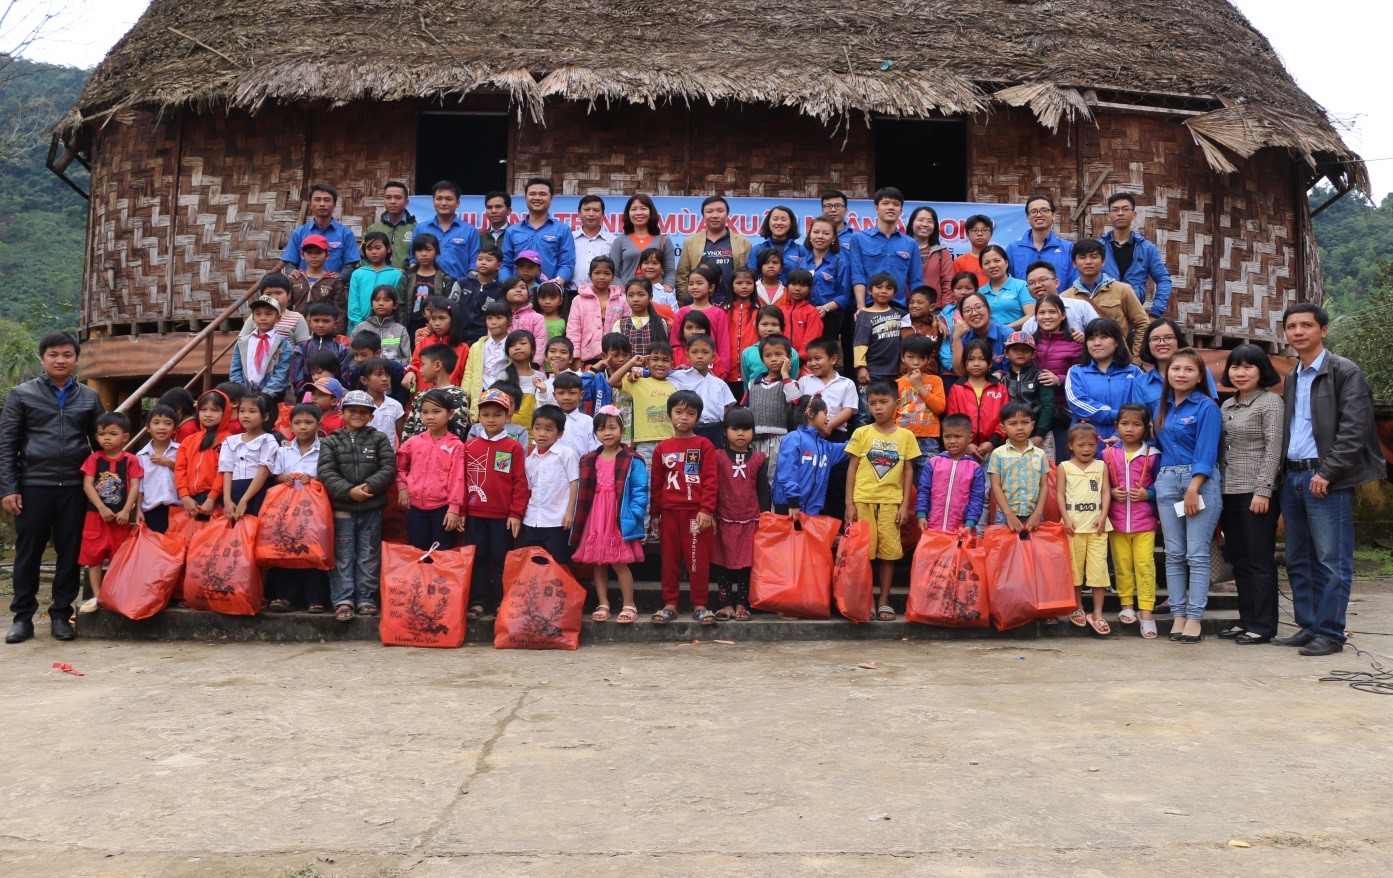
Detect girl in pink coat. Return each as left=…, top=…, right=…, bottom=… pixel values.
left=567, top=256, right=631, bottom=366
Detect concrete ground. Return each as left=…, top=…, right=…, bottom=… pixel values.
left=3, top=579, right=1393, bottom=877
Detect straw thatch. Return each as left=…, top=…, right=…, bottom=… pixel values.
left=60, top=0, right=1366, bottom=191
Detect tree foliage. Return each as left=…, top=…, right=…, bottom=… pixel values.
left=1327, top=260, right=1393, bottom=400
left=1309, top=183, right=1393, bottom=317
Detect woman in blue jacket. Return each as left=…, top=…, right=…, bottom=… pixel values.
left=747, top=205, right=809, bottom=282
left=1065, top=317, right=1142, bottom=442
left=806, top=216, right=851, bottom=341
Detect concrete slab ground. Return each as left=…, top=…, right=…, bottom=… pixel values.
left=3, top=579, right=1392, bottom=877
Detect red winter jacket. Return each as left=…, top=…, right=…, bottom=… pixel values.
left=463, top=433, right=530, bottom=520
left=945, top=380, right=1008, bottom=446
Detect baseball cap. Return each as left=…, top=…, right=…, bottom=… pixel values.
left=301, top=234, right=330, bottom=251
left=249, top=295, right=282, bottom=314
left=340, top=390, right=377, bottom=411
left=477, top=388, right=514, bottom=414
left=311, top=377, right=346, bottom=399
left=515, top=249, right=541, bottom=266
left=1004, top=330, right=1036, bottom=350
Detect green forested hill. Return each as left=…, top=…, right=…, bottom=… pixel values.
left=1308, top=183, right=1393, bottom=315
left=0, top=56, right=88, bottom=336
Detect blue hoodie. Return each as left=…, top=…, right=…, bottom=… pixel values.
left=1100, top=231, right=1173, bottom=317
left=1065, top=360, right=1142, bottom=441
left=773, top=426, right=848, bottom=513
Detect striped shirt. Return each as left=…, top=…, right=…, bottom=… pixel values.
left=1219, top=388, right=1285, bottom=497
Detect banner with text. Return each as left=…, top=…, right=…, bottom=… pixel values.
left=407, top=196, right=1026, bottom=259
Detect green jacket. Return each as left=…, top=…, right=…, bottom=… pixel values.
left=365, top=211, right=417, bottom=272
left=318, top=425, right=396, bottom=513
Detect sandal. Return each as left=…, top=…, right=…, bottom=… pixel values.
left=1068, top=608, right=1089, bottom=628
left=357, top=605, right=378, bottom=616
left=714, top=608, right=734, bottom=621
left=1117, top=607, right=1138, bottom=625
left=616, top=605, right=638, bottom=624
left=307, top=604, right=326, bottom=614
left=876, top=605, right=896, bottom=621
left=733, top=605, right=751, bottom=621
left=694, top=608, right=716, bottom=625
left=1140, top=619, right=1158, bottom=639
left=1087, top=614, right=1112, bottom=635
left=334, top=604, right=354, bottom=622
left=467, top=605, right=485, bottom=621
left=651, top=607, right=676, bottom=625
left=266, top=599, right=292, bottom=613
left=590, top=605, right=611, bottom=623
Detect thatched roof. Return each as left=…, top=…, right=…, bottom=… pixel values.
left=61, top=0, right=1367, bottom=193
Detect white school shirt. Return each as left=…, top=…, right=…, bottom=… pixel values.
left=558, top=407, right=600, bottom=458
left=136, top=439, right=181, bottom=510
left=480, top=336, right=508, bottom=388
left=523, top=445, right=580, bottom=529
left=536, top=369, right=583, bottom=407
left=272, top=438, right=321, bottom=477
left=217, top=433, right=280, bottom=480
left=368, top=396, right=405, bottom=448
left=668, top=367, right=736, bottom=424
left=798, top=373, right=859, bottom=416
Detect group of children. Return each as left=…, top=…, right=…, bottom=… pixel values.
left=78, top=220, right=1220, bottom=641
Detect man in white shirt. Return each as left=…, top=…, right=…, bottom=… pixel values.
left=573, top=194, right=615, bottom=282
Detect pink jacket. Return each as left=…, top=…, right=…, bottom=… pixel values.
left=395, top=431, right=467, bottom=515
left=509, top=304, right=548, bottom=353
left=567, top=283, right=630, bottom=363
left=1102, top=443, right=1159, bottom=533
left=917, top=452, right=987, bottom=531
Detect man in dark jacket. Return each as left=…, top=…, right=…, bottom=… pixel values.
left=1275, top=304, right=1386, bottom=656
left=0, top=332, right=101, bottom=642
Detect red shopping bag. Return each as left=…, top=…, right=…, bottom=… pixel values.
left=253, top=481, right=334, bottom=569
left=749, top=513, right=840, bottom=619
left=98, top=524, right=185, bottom=620
left=832, top=520, right=874, bottom=623
left=182, top=514, right=264, bottom=615
left=380, top=542, right=475, bottom=648
left=166, top=506, right=207, bottom=543
left=495, top=548, right=587, bottom=650
left=984, top=522, right=1075, bottom=630
left=906, top=528, right=990, bottom=628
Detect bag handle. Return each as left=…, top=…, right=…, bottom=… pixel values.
left=417, top=541, right=441, bottom=563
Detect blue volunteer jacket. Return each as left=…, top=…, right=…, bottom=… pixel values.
left=501, top=216, right=578, bottom=283
left=1065, top=360, right=1142, bottom=441
left=747, top=237, right=810, bottom=282
left=847, top=228, right=923, bottom=308
left=1100, top=232, right=1173, bottom=317
left=808, top=251, right=852, bottom=310
left=773, top=426, right=848, bottom=513
left=1007, top=230, right=1076, bottom=289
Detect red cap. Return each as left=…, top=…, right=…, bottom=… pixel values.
left=301, top=234, right=330, bottom=251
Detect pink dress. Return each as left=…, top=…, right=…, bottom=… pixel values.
left=571, top=457, right=644, bottom=565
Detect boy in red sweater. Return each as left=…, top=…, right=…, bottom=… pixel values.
left=464, top=388, right=530, bottom=619
left=649, top=390, right=719, bottom=625
left=779, top=268, right=824, bottom=368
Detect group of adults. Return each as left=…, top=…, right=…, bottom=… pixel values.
left=0, top=178, right=1383, bottom=654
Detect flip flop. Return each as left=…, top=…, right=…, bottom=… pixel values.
left=651, top=607, right=676, bottom=625
left=1087, top=615, right=1111, bottom=635
left=1069, top=608, right=1089, bottom=628
left=334, top=604, right=354, bottom=622
left=733, top=606, right=751, bottom=621
left=1140, top=619, right=1158, bottom=639
left=876, top=605, right=896, bottom=621
left=1117, top=608, right=1138, bottom=625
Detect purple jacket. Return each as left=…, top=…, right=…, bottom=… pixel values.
left=1033, top=329, right=1082, bottom=426
left=915, top=452, right=987, bottom=531
left=1102, top=443, right=1159, bottom=533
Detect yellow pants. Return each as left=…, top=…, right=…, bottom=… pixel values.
left=1109, top=530, right=1156, bottom=611
left=856, top=502, right=904, bottom=561
left=1069, top=531, right=1109, bottom=588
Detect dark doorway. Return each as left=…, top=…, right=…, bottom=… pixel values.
left=872, top=118, right=968, bottom=202
left=416, top=113, right=508, bottom=195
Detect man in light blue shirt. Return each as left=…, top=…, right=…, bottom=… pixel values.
left=279, top=182, right=360, bottom=274
left=1006, top=194, right=1076, bottom=289
left=413, top=180, right=481, bottom=281
left=501, top=177, right=577, bottom=284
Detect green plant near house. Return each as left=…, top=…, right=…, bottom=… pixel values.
left=1328, top=260, right=1393, bottom=400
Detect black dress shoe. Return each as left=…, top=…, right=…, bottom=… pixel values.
left=5, top=619, right=34, bottom=644
left=1273, top=630, right=1315, bottom=647
left=1235, top=632, right=1272, bottom=645
left=1298, top=636, right=1343, bottom=657
left=1218, top=626, right=1246, bottom=640
left=49, top=616, right=76, bottom=641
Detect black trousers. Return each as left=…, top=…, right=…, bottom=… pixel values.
left=10, top=485, right=86, bottom=622
left=519, top=524, right=572, bottom=565
left=466, top=516, right=513, bottom=610
left=1220, top=492, right=1280, bottom=637
left=407, top=505, right=457, bottom=552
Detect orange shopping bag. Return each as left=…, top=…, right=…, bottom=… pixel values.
left=182, top=513, right=264, bottom=615
left=832, top=519, right=874, bottom=623
left=253, top=481, right=334, bottom=569
left=906, top=528, right=990, bottom=628
left=749, top=513, right=840, bottom=619
left=98, top=524, right=185, bottom=620
left=494, top=548, right=587, bottom=650
left=984, top=522, right=1075, bottom=630
left=380, top=542, right=475, bottom=648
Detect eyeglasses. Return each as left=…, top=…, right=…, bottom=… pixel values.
left=1027, top=208, right=1053, bottom=217
left=1149, top=335, right=1177, bottom=344
left=1109, top=206, right=1135, bottom=214
left=1026, top=278, right=1052, bottom=287
left=961, top=306, right=987, bottom=315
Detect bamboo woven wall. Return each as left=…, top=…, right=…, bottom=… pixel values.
left=512, top=103, right=873, bottom=198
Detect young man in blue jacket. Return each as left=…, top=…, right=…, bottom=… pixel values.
left=1100, top=192, right=1173, bottom=319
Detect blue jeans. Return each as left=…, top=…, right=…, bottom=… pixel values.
left=1154, top=465, right=1222, bottom=620
left=1280, top=471, right=1355, bottom=643
left=331, top=509, right=382, bottom=609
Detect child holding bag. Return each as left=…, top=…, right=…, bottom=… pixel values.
left=571, top=406, right=648, bottom=625
left=395, top=389, right=467, bottom=551
left=265, top=403, right=330, bottom=612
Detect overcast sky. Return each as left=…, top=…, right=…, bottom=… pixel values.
left=5, top=0, right=1389, bottom=200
